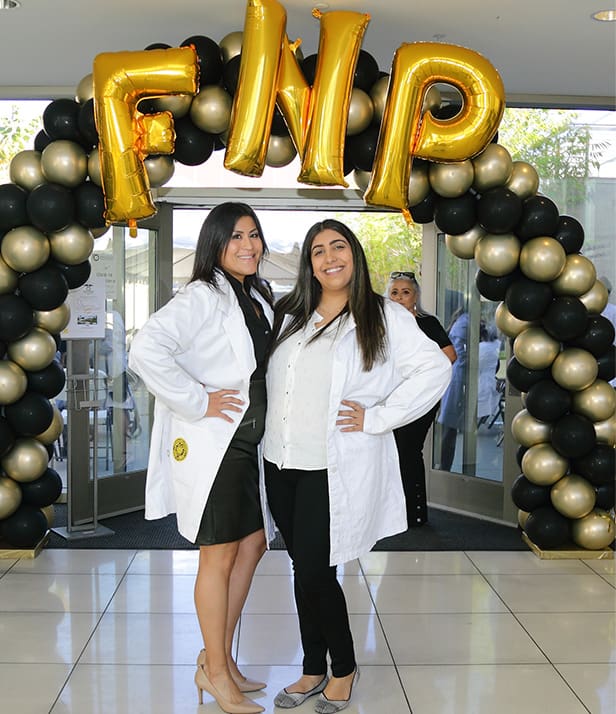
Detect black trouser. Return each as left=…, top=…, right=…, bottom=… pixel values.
left=264, top=461, right=356, bottom=678
left=393, top=402, right=439, bottom=526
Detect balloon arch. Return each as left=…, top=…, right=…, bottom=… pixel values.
left=0, top=3, right=614, bottom=551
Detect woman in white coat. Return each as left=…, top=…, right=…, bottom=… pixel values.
left=263, top=219, right=452, bottom=713
left=129, top=202, right=273, bottom=714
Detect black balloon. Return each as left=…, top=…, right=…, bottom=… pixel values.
left=19, top=265, right=69, bottom=312
left=505, top=277, right=553, bottom=321
left=596, top=345, right=615, bottom=382
left=301, top=54, right=318, bottom=85
left=271, top=108, right=290, bottom=137
left=516, top=444, right=528, bottom=469
left=43, top=98, right=81, bottom=142
left=475, top=269, right=519, bottom=301
left=573, top=444, right=615, bottom=486
left=551, top=413, right=596, bottom=459
left=477, top=187, right=523, bottom=234
left=222, top=54, right=241, bottom=95
left=554, top=215, right=584, bottom=254
left=524, top=506, right=570, bottom=549
left=74, top=181, right=106, bottom=228
left=0, top=416, right=16, bottom=458
left=77, top=99, right=98, bottom=148
left=346, top=125, right=380, bottom=172
left=49, top=259, right=91, bottom=289
left=0, top=294, right=34, bottom=342
left=0, top=340, right=5, bottom=359
left=432, top=103, right=462, bottom=120
left=542, top=296, right=588, bottom=342
left=27, top=183, right=75, bottom=233
left=0, top=183, right=28, bottom=232
left=26, top=361, right=66, bottom=399
left=515, top=195, right=559, bottom=241
left=570, top=315, right=615, bottom=356
left=0, top=504, right=48, bottom=548
left=511, top=474, right=552, bottom=511
left=434, top=193, right=477, bottom=235
left=34, top=130, right=53, bottom=153
left=145, top=42, right=171, bottom=50
left=4, top=391, right=54, bottom=436
left=595, top=482, right=615, bottom=510
left=525, top=379, right=571, bottom=422
left=172, top=117, right=214, bottom=166
left=19, top=467, right=62, bottom=508
left=506, top=357, right=551, bottom=393
left=181, top=35, right=223, bottom=86
left=353, top=50, right=380, bottom=92
left=409, top=190, right=437, bottom=224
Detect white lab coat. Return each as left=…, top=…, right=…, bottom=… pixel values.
left=269, top=300, right=452, bottom=565
left=128, top=276, right=275, bottom=544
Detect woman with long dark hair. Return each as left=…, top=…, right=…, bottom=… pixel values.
left=263, top=219, right=451, bottom=712
left=129, top=202, right=273, bottom=714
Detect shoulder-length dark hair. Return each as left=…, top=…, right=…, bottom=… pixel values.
left=273, top=218, right=387, bottom=371
left=189, top=202, right=273, bottom=306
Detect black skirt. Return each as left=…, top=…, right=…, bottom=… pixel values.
left=195, top=379, right=266, bottom=545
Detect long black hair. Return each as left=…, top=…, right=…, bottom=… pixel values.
left=189, top=202, right=273, bottom=306
left=273, top=219, right=387, bottom=371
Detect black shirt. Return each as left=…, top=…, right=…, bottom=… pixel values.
left=416, top=314, right=452, bottom=350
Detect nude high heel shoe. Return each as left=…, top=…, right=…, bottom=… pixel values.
left=194, top=664, right=265, bottom=714
left=197, top=648, right=267, bottom=693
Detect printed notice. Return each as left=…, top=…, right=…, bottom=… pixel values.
left=61, top=274, right=106, bottom=340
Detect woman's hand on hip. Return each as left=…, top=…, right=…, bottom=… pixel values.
left=337, top=400, right=365, bottom=432
left=205, top=389, right=244, bottom=423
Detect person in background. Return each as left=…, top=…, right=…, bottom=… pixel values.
left=129, top=202, right=273, bottom=714
left=386, top=271, right=457, bottom=526
left=264, top=220, right=451, bottom=712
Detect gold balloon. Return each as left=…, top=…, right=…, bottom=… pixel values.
left=49, top=223, right=94, bottom=265
left=93, top=47, right=198, bottom=231
left=265, top=134, right=297, bottom=168
left=365, top=42, right=505, bottom=213
left=518, top=509, right=530, bottom=530
left=511, top=409, right=552, bottom=447
left=552, top=348, right=599, bottom=392
left=144, top=155, right=175, bottom=188
left=41, top=140, right=88, bottom=188
left=572, top=380, right=616, bottom=422
left=429, top=159, right=474, bottom=198
left=521, top=443, right=568, bottom=486
left=505, top=161, right=539, bottom=199
left=472, top=143, right=513, bottom=192
left=571, top=509, right=616, bottom=550
left=474, top=233, right=521, bottom=277
left=0, top=360, right=28, bottom=406
left=408, top=160, right=430, bottom=206
left=0, top=475, right=22, bottom=520
left=422, top=84, right=442, bottom=114
left=369, top=74, right=389, bottom=125
left=353, top=169, right=371, bottom=192
left=1, top=437, right=49, bottom=483
left=1, top=225, right=50, bottom=273
left=34, top=304, right=71, bottom=334
left=446, top=224, right=485, bottom=260
left=514, top=327, right=560, bottom=370
left=594, top=413, right=616, bottom=445
left=7, top=328, right=57, bottom=372
left=579, top=279, right=609, bottom=314
left=220, top=31, right=243, bottom=63
left=75, top=73, right=94, bottom=103
left=190, top=86, right=233, bottom=134
left=41, top=504, right=55, bottom=528
left=495, top=301, right=535, bottom=338
left=519, top=237, right=566, bottom=282
left=147, top=94, right=193, bottom=118
left=35, top=405, right=64, bottom=445
left=551, top=474, right=596, bottom=519
left=0, top=255, right=18, bottom=295
left=551, top=254, right=596, bottom=296
left=9, top=150, right=45, bottom=191
left=88, top=149, right=102, bottom=186
left=347, top=88, right=374, bottom=136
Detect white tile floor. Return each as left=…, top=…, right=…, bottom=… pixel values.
left=0, top=549, right=614, bottom=714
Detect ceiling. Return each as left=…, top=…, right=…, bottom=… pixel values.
left=0, top=0, right=614, bottom=102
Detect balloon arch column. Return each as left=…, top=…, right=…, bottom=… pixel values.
left=0, top=22, right=614, bottom=554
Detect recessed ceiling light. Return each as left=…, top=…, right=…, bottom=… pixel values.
left=0, top=0, right=21, bottom=9
left=592, top=9, right=616, bottom=21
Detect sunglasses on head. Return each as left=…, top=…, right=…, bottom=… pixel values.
left=390, top=271, right=416, bottom=280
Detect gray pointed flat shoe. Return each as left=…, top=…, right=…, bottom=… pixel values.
left=274, top=676, right=328, bottom=708
left=313, top=667, right=360, bottom=714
